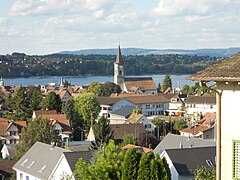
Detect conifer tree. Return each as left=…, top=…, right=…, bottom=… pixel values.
left=137, top=152, right=155, bottom=180
left=91, top=116, right=113, bottom=150
left=162, top=74, right=172, bottom=92
left=122, top=148, right=142, bottom=180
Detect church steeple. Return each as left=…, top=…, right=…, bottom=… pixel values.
left=114, top=45, right=125, bottom=90
left=115, top=45, right=124, bottom=65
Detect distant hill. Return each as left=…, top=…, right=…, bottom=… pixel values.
left=58, top=47, right=240, bottom=57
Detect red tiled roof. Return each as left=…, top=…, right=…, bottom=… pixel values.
left=122, top=144, right=152, bottom=153
left=34, top=110, right=57, bottom=116
left=124, top=78, right=156, bottom=91
left=188, top=52, right=240, bottom=82
left=179, top=126, right=211, bottom=135
left=0, top=118, right=9, bottom=136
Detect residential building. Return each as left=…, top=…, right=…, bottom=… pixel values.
left=109, top=105, right=135, bottom=124
left=110, top=123, right=147, bottom=144
left=179, top=112, right=216, bottom=139
left=0, top=118, right=26, bottom=145
left=13, top=142, right=71, bottom=180
left=126, top=113, right=156, bottom=132
left=188, top=52, right=240, bottom=179
left=185, top=95, right=216, bottom=117
left=161, top=146, right=216, bottom=180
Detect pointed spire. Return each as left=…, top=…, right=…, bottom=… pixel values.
left=115, top=45, right=124, bottom=65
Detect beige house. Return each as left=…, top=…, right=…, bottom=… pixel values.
left=188, top=52, right=240, bottom=179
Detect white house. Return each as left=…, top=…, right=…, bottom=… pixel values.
left=188, top=52, right=240, bottom=179
left=13, top=142, right=72, bottom=180
left=126, top=113, right=156, bottom=132
left=185, top=95, right=216, bottom=117
left=13, top=142, right=94, bottom=180
left=0, top=118, right=26, bottom=145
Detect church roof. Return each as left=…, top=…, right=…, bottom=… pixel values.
left=188, top=52, right=240, bottom=82
left=115, top=45, right=124, bottom=65
left=124, top=77, right=156, bottom=91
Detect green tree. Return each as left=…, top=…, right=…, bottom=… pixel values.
left=150, top=154, right=166, bottom=180
left=194, top=165, right=216, bottom=180
left=122, top=148, right=142, bottom=180
left=4, top=86, right=32, bottom=120
left=74, top=140, right=123, bottom=180
left=162, top=74, right=172, bottom=92
left=27, top=86, right=43, bottom=110
left=102, top=81, right=122, bottom=96
left=137, top=152, right=155, bottom=180
left=87, top=82, right=106, bottom=96
left=62, top=98, right=84, bottom=141
left=157, top=82, right=161, bottom=92
left=121, top=134, right=136, bottom=147
left=91, top=116, right=113, bottom=150
left=42, top=91, right=61, bottom=113
left=173, top=119, right=188, bottom=131
left=181, top=84, right=190, bottom=95
left=74, top=92, right=100, bottom=127
left=15, top=117, right=57, bottom=160
left=161, top=157, right=171, bottom=180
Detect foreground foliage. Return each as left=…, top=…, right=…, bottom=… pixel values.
left=74, top=140, right=171, bottom=180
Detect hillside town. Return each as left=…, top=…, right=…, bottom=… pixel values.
left=0, top=45, right=232, bottom=180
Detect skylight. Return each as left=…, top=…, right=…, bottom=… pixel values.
left=206, top=159, right=214, bottom=167
left=27, top=161, right=35, bottom=168
left=39, top=165, right=47, bottom=173
left=21, top=159, right=28, bottom=166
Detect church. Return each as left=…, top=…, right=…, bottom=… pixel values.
left=114, top=46, right=157, bottom=94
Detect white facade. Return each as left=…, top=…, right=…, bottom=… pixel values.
left=0, top=123, right=19, bottom=145
left=139, top=102, right=168, bottom=117
left=217, top=82, right=240, bottom=179
left=50, top=155, right=74, bottom=180
left=135, top=116, right=156, bottom=132
left=185, top=102, right=216, bottom=116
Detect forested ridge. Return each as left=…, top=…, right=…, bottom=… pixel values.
left=0, top=52, right=222, bottom=78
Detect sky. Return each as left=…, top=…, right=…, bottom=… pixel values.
left=0, top=0, right=240, bottom=55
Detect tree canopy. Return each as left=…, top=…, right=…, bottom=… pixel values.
left=42, top=91, right=61, bottom=113
left=74, top=92, right=100, bottom=127
left=161, top=74, right=172, bottom=92
left=91, top=116, right=114, bottom=150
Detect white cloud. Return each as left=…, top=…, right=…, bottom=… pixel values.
left=152, top=0, right=240, bottom=16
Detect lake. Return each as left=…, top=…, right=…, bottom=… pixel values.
left=2, top=74, right=197, bottom=88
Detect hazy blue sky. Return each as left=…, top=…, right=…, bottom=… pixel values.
left=0, top=0, right=240, bottom=54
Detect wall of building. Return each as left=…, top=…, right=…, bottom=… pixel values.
left=217, top=82, right=240, bottom=179
left=51, top=155, right=74, bottom=180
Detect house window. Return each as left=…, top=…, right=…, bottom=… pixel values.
left=20, top=173, right=23, bottom=180
left=10, top=139, right=16, bottom=144
left=233, top=140, right=240, bottom=179
left=26, top=175, right=29, bottom=180
left=210, top=105, right=213, bottom=109
left=10, top=131, right=17, bottom=136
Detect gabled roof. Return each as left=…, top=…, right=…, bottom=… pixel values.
left=124, top=77, right=157, bottom=91
left=199, top=112, right=216, bottom=126
left=111, top=105, right=135, bottom=117
left=154, top=133, right=215, bottom=154
left=0, top=118, right=10, bottom=136
left=122, top=144, right=152, bottom=153
left=13, top=142, right=71, bottom=179
left=185, top=95, right=216, bottom=104
left=34, top=110, right=57, bottom=116
left=188, top=52, right=240, bottom=82
left=0, top=160, right=16, bottom=175
left=164, top=146, right=216, bottom=176
left=179, top=126, right=211, bottom=135
left=63, top=151, right=94, bottom=171
left=110, top=124, right=146, bottom=140
left=127, top=114, right=144, bottom=124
